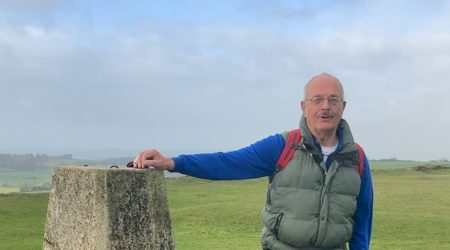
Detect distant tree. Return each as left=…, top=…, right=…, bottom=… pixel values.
left=20, top=182, right=51, bottom=192
left=56, top=154, right=73, bottom=160
left=438, top=157, right=448, bottom=162
left=380, top=157, right=398, bottom=161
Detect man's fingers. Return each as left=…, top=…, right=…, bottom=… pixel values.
left=133, top=149, right=161, bottom=168
left=133, top=155, right=139, bottom=168
left=143, top=159, right=158, bottom=169
left=132, top=149, right=173, bottom=170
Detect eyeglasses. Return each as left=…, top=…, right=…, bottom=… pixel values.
left=304, top=96, right=343, bottom=106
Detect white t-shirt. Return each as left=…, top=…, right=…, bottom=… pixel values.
left=321, top=144, right=338, bottom=162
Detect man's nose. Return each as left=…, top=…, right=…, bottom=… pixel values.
left=319, top=99, right=332, bottom=109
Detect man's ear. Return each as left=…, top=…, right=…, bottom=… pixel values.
left=342, top=100, right=347, bottom=110
left=300, top=100, right=306, bottom=113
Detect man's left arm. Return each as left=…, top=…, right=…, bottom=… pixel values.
left=349, top=156, right=374, bottom=250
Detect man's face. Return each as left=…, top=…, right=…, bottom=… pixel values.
left=300, top=76, right=346, bottom=136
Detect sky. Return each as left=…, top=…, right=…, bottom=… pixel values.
left=1, top=0, right=450, bottom=161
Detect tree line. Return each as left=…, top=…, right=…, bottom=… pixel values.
left=0, top=153, right=74, bottom=170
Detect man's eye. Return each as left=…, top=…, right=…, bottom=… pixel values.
left=329, top=98, right=339, bottom=103
left=312, top=97, right=324, bottom=103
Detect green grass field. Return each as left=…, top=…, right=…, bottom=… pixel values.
left=0, top=193, right=49, bottom=250
left=1, top=167, right=450, bottom=249
left=0, top=168, right=53, bottom=187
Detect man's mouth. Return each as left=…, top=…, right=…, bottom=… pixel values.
left=319, top=113, right=334, bottom=119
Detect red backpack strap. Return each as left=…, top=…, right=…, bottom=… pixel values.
left=276, top=129, right=302, bottom=171
left=355, top=143, right=365, bottom=175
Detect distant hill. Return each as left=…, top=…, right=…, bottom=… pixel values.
left=0, top=153, right=134, bottom=171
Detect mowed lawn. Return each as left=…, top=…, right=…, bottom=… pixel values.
left=370, top=168, right=450, bottom=249
left=1, top=168, right=450, bottom=249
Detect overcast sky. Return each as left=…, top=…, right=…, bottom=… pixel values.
left=1, top=0, right=449, bottom=161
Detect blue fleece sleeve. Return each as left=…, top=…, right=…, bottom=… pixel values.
left=171, top=134, right=284, bottom=180
left=349, top=156, right=374, bottom=250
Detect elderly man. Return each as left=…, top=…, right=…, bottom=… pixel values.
left=133, top=73, right=373, bottom=250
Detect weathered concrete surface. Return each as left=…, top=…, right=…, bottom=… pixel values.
left=43, top=166, right=174, bottom=250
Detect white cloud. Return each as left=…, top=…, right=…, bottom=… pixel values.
left=0, top=1, right=450, bottom=160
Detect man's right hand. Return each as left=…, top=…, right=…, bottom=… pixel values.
left=132, top=149, right=175, bottom=170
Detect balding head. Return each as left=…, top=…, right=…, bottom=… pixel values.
left=304, top=73, right=345, bottom=100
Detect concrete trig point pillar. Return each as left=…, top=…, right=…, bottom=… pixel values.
left=43, top=166, right=175, bottom=249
